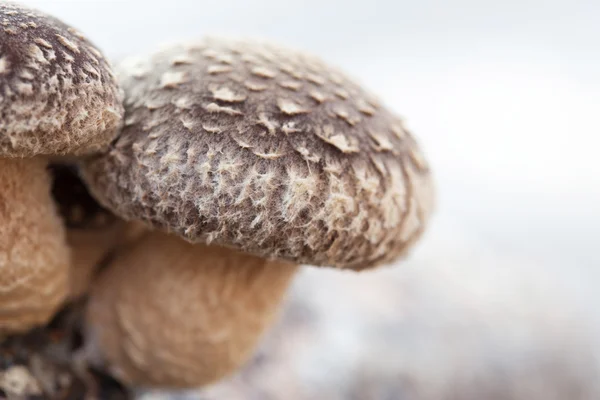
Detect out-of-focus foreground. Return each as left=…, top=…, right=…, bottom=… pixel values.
left=20, top=0, right=600, bottom=398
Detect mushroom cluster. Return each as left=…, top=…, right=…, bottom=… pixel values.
left=0, top=1, right=123, bottom=334
left=0, top=1, right=434, bottom=393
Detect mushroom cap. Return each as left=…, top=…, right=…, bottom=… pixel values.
left=82, top=37, right=434, bottom=270
left=0, top=2, right=124, bottom=157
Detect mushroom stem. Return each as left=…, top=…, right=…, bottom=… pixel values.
left=0, top=157, right=70, bottom=334
left=85, top=231, right=298, bottom=388
left=68, top=221, right=148, bottom=299
left=67, top=222, right=125, bottom=300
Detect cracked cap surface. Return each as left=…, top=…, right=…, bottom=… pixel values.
left=0, top=2, right=124, bottom=157
left=82, top=37, right=434, bottom=270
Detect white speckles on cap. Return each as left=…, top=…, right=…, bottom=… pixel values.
left=282, top=121, right=301, bottom=135
left=178, top=117, right=194, bottom=131
left=145, top=97, right=168, bottom=110
left=15, top=81, right=33, bottom=95
left=333, top=107, right=360, bottom=126
left=253, top=150, right=285, bottom=160
left=211, top=86, right=246, bottom=103
left=241, top=53, right=262, bottom=64
left=409, top=147, right=428, bottom=170
left=0, top=56, right=8, bottom=74
left=88, top=46, right=103, bottom=60
left=327, top=133, right=359, bottom=153
left=18, top=70, right=33, bottom=80
left=201, top=48, right=220, bottom=59
left=62, top=51, right=74, bottom=63
left=204, top=102, right=243, bottom=116
left=207, top=64, right=232, bottom=75
left=314, top=125, right=359, bottom=153
left=232, top=136, right=252, bottom=149
left=160, top=71, right=187, bottom=89
left=33, top=37, right=52, bottom=49
left=83, top=63, right=100, bottom=78
left=27, top=44, right=48, bottom=65
left=357, top=100, right=376, bottom=116
left=215, top=53, right=234, bottom=64
left=278, top=80, right=302, bottom=91
left=368, top=130, right=394, bottom=152
left=306, top=73, right=326, bottom=86
left=308, top=90, right=328, bottom=104
left=277, top=98, right=308, bottom=115
left=256, top=113, right=279, bottom=135
left=244, top=80, right=267, bottom=91
left=391, top=123, right=406, bottom=139
left=251, top=65, right=276, bottom=79
left=118, top=57, right=149, bottom=79
left=201, top=123, right=222, bottom=134
left=334, top=88, right=349, bottom=100
left=172, top=96, right=194, bottom=110
left=294, top=145, right=320, bottom=163
left=67, top=27, right=86, bottom=40
left=171, top=54, right=193, bottom=65
left=55, top=34, right=80, bottom=53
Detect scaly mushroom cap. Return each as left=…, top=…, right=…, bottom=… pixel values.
left=0, top=1, right=124, bottom=157
left=82, top=37, right=434, bottom=270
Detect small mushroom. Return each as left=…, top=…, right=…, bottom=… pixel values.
left=81, top=37, right=434, bottom=387
left=0, top=2, right=124, bottom=333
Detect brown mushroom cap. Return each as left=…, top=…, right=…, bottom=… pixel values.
left=0, top=2, right=123, bottom=157
left=82, top=37, right=434, bottom=270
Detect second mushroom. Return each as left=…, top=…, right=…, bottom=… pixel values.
left=80, top=37, right=434, bottom=388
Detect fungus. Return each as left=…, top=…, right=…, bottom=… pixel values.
left=0, top=2, right=123, bottom=333
left=81, top=37, right=434, bottom=387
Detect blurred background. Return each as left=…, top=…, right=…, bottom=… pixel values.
left=20, top=0, right=600, bottom=398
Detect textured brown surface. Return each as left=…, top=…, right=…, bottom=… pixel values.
left=0, top=1, right=124, bottom=157
left=0, top=158, right=70, bottom=334
left=82, top=37, right=434, bottom=270
left=85, top=231, right=298, bottom=388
